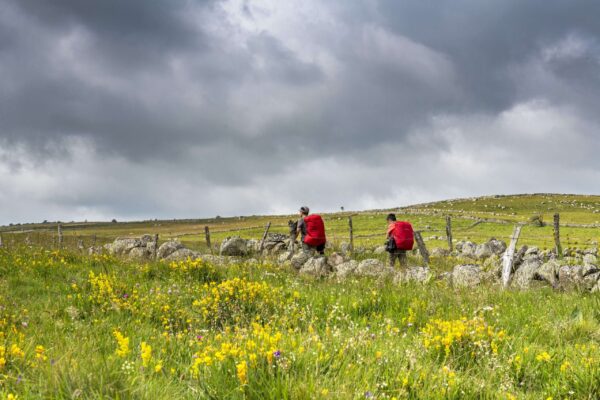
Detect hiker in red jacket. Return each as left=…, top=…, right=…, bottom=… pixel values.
left=296, top=206, right=326, bottom=255
left=386, top=213, right=414, bottom=267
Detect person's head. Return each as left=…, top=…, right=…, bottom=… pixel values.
left=386, top=213, right=397, bottom=222
left=299, top=206, right=310, bottom=217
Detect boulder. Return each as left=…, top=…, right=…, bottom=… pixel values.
left=431, top=248, right=450, bottom=257
left=394, top=266, right=431, bottom=284
left=299, top=257, right=331, bottom=277
left=327, top=253, right=345, bottom=268
left=290, top=251, right=311, bottom=270
left=157, top=241, right=185, bottom=260
left=140, top=234, right=155, bottom=246
left=534, top=260, right=560, bottom=287
left=355, top=259, right=387, bottom=277
left=278, top=251, right=293, bottom=264
left=558, top=265, right=600, bottom=291
left=459, top=241, right=477, bottom=258
left=340, top=242, right=352, bottom=255
left=334, top=260, right=359, bottom=278
left=219, top=236, right=248, bottom=256
left=474, top=239, right=505, bottom=259
left=451, top=264, right=484, bottom=287
left=246, top=239, right=261, bottom=252
left=583, top=254, right=597, bottom=266
left=374, top=245, right=387, bottom=255
left=482, top=254, right=502, bottom=278
left=109, top=238, right=141, bottom=256
left=164, top=248, right=201, bottom=262
left=127, top=247, right=152, bottom=261
left=512, top=257, right=543, bottom=289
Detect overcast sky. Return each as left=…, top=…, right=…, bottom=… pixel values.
left=1, top=0, right=599, bottom=224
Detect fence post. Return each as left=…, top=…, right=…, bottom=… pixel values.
left=57, top=223, right=63, bottom=249
left=413, top=231, right=430, bottom=266
left=259, top=222, right=272, bottom=254
left=0, top=234, right=3, bottom=247
left=445, top=216, right=453, bottom=251
left=153, top=234, right=159, bottom=260
left=204, top=226, right=213, bottom=254
left=348, top=216, right=354, bottom=254
left=553, top=213, right=562, bottom=259
left=288, top=221, right=296, bottom=255
left=502, top=225, right=522, bottom=288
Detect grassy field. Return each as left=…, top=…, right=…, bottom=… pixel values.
left=0, top=194, right=599, bottom=399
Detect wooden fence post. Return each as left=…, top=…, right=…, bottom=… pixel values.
left=288, top=221, right=296, bottom=255
left=413, top=231, right=430, bottom=266
left=204, top=226, right=213, bottom=254
left=57, top=223, right=63, bottom=249
left=259, top=222, right=272, bottom=254
left=0, top=234, right=3, bottom=247
left=348, top=216, right=354, bottom=253
left=502, top=225, right=522, bottom=288
left=153, top=234, right=159, bottom=259
left=553, top=213, right=562, bottom=259
left=445, top=216, right=453, bottom=251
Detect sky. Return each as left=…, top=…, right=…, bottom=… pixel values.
left=1, top=0, right=600, bottom=224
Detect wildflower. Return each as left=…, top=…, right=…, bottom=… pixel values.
left=536, top=351, right=551, bottom=362
left=236, top=360, right=248, bottom=385
left=154, top=361, right=163, bottom=373
left=140, top=342, right=152, bottom=367
left=113, top=330, right=130, bottom=357
left=35, top=345, right=47, bottom=361
left=321, top=388, right=329, bottom=396
left=273, top=350, right=281, bottom=358
left=560, top=361, right=571, bottom=373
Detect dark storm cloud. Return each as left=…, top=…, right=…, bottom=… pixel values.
left=0, top=0, right=600, bottom=223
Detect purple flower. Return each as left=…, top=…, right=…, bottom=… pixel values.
left=273, top=350, right=281, bottom=358
left=196, top=335, right=203, bottom=341
left=122, top=293, right=129, bottom=299
left=364, top=391, right=373, bottom=398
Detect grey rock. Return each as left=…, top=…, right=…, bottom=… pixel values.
left=394, top=266, right=431, bottom=284
left=219, top=236, right=248, bottom=256
left=291, top=251, right=311, bottom=270
left=278, top=251, right=293, bottom=264
left=451, top=264, right=484, bottom=287
left=334, top=260, right=359, bottom=278
left=374, top=245, right=387, bottom=255
left=157, top=241, right=184, bottom=260
left=327, top=253, right=345, bottom=267
left=127, top=247, right=152, bottom=261
left=583, top=254, right=597, bottom=266
left=431, top=248, right=450, bottom=257
left=109, top=238, right=142, bottom=256
left=340, top=242, right=352, bottom=255
left=483, top=254, right=502, bottom=277
left=140, top=234, right=155, bottom=246
left=558, top=265, right=600, bottom=291
left=460, top=241, right=477, bottom=258
left=537, top=260, right=561, bottom=287
left=164, top=248, right=201, bottom=262
left=299, top=257, right=331, bottom=277
left=512, top=257, right=543, bottom=289
left=355, top=259, right=387, bottom=277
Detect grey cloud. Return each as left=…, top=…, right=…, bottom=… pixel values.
left=0, top=0, right=600, bottom=224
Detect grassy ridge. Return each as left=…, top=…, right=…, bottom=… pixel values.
left=2, top=194, right=600, bottom=251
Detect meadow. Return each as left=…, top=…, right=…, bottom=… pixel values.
left=0, top=194, right=599, bottom=399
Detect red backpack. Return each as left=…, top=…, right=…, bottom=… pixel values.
left=392, top=221, right=414, bottom=250
left=303, top=214, right=327, bottom=246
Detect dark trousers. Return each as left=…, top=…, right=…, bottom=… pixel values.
left=389, top=249, right=407, bottom=267
left=302, top=242, right=325, bottom=255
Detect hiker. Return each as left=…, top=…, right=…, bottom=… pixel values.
left=296, top=206, right=327, bottom=255
left=386, top=213, right=414, bottom=267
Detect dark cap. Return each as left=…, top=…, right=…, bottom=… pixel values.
left=386, top=213, right=397, bottom=221
left=299, top=206, right=310, bottom=215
